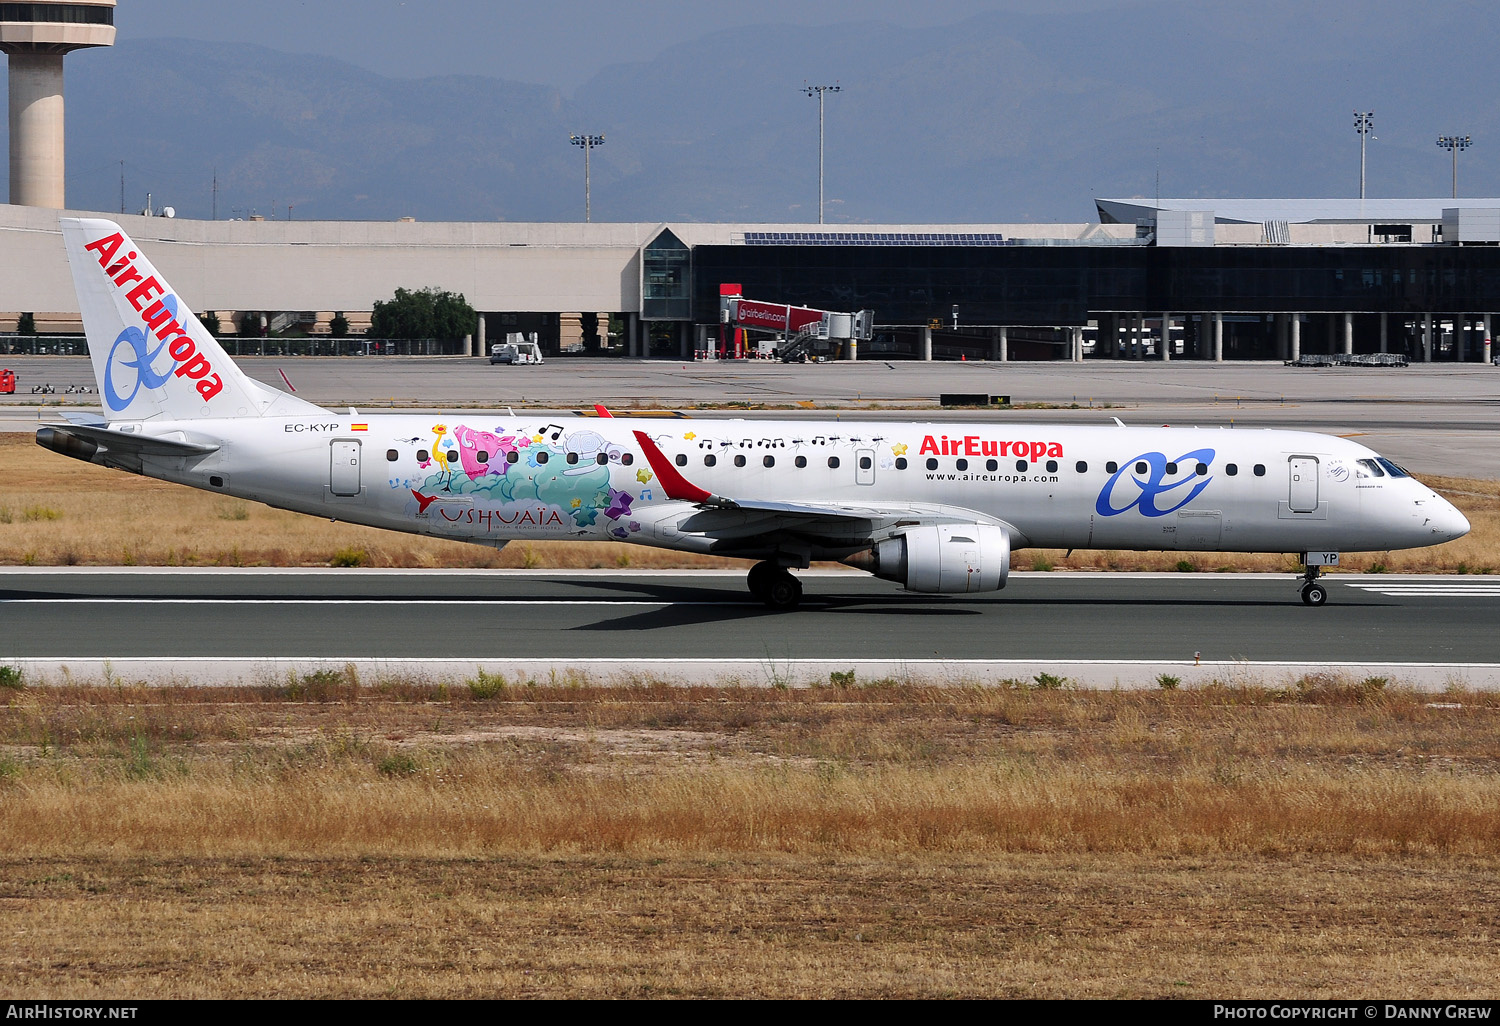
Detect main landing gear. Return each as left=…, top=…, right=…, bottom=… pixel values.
left=747, top=560, right=803, bottom=610
left=1299, top=564, right=1328, bottom=607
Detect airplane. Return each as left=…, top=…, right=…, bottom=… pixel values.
left=36, top=217, right=1470, bottom=609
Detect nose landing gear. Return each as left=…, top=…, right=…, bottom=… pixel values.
left=1298, top=553, right=1336, bottom=606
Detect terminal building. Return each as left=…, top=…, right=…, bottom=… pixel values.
left=2, top=1, right=1499, bottom=364
left=3, top=196, right=1500, bottom=363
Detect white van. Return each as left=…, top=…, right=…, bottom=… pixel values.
left=489, top=340, right=543, bottom=365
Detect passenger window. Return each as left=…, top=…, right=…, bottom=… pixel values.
left=795, top=456, right=807, bottom=468
left=477, top=451, right=489, bottom=464
left=956, top=458, right=968, bottom=471
left=1165, top=462, right=1178, bottom=474
left=1136, top=461, right=1149, bottom=475
left=567, top=452, right=579, bottom=465
left=764, top=455, right=775, bottom=468
left=674, top=454, right=687, bottom=467
left=858, top=456, right=871, bottom=470
left=828, top=457, right=840, bottom=469
left=387, top=449, right=399, bottom=462
left=1253, top=464, right=1265, bottom=477
left=895, top=457, right=907, bottom=470
left=1046, top=460, right=1058, bottom=473
left=734, top=455, right=746, bottom=468
left=926, top=458, right=938, bottom=471
left=596, top=453, right=608, bottom=465
left=1016, top=460, right=1028, bottom=472
left=985, top=459, right=997, bottom=472
left=417, top=449, right=430, bottom=462
left=621, top=453, right=633, bottom=466
left=1075, top=461, right=1087, bottom=473
left=506, top=450, right=519, bottom=464
left=1195, top=463, right=1208, bottom=476
left=535, top=451, right=549, bottom=465
left=1106, top=461, right=1118, bottom=474
left=1226, top=463, right=1238, bottom=476
left=704, top=454, right=717, bottom=467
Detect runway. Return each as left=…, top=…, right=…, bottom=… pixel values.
left=3, top=568, right=1496, bottom=688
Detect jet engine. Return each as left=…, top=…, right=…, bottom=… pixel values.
left=852, top=523, right=1011, bottom=593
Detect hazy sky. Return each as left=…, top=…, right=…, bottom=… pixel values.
left=120, top=0, right=1124, bottom=90
left=70, top=1, right=1497, bottom=220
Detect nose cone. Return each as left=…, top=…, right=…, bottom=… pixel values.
left=1426, top=494, right=1470, bottom=543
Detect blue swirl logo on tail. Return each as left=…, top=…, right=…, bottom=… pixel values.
left=102, top=294, right=178, bottom=412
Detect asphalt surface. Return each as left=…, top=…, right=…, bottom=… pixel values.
left=2, top=568, right=1495, bottom=665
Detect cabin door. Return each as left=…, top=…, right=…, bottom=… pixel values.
left=331, top=440, right=362, bottom=496
left=1287, top=456, right=1318, bottom=513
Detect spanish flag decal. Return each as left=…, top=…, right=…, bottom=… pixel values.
left=351, top=423, right=368, bottom=432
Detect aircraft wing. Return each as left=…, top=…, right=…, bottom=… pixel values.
left=631, top=429, right=1017, bottom=546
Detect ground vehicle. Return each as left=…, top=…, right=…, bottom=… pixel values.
left=489, top=339, right=543, bottom=365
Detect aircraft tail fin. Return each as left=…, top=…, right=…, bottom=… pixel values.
left=60, top=217, right=325, bottom=422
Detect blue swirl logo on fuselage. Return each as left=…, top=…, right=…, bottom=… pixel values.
left=102, top=294, right=179, bottom=412
left=1095, top=449, right=1216, bottom=517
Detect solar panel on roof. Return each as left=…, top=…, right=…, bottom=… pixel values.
left=740, top=231, right=1007, bottom=245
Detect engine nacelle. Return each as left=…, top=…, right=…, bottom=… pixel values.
left=865, top=524, right=1011, bottom=593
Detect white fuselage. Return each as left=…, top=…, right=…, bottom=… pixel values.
left=129, top=413, right=1468, bottom=558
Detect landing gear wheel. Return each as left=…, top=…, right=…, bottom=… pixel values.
left=746, top=561, right=777, bottom=602
left=762, top=569, right=803, bottom=610
left=747, top=561, right=803, bottom=609
left=1301, top=582, right=1328, bottom=607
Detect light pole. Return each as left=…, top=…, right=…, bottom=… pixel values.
left=802, top=83, right=840, bottom=223
left=569, top=133, right=605, bottom=222
left=1354, top=110, right=1373, bottom=199
left=1436, top=135, right=1471, bottom=198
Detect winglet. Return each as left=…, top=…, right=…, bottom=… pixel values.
left=632, top=430, right=713, bottom=504
left=594, top=404, right=613, bottom=418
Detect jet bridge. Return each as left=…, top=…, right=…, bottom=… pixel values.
left=715, top=286, right=873, bottom=362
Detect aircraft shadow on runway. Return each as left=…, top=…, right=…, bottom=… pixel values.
left=551, top=577, right=976, bottom=630
left=554, top=578, right=1351, bottom=632
left=568, top=600, right=986, bottom=632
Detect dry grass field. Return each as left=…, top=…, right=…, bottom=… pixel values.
left=5, top=430, right=1499, bottom=997
left=2, top=434, right=1495, bottom=572
left=1, top=677, right=1499, bottom=997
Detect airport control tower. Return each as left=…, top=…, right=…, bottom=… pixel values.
left=0, top=1, right=115, bottom=208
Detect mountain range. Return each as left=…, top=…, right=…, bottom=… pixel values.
left=25, top=0, right=1500, bottom=224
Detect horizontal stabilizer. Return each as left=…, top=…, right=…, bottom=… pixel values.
left=38, top=422, right=219, bottom=458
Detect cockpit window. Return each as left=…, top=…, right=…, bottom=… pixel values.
left=1376, top=457, right=1409, bottom=478
left=1356, top=458, right=1385, bottom=479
